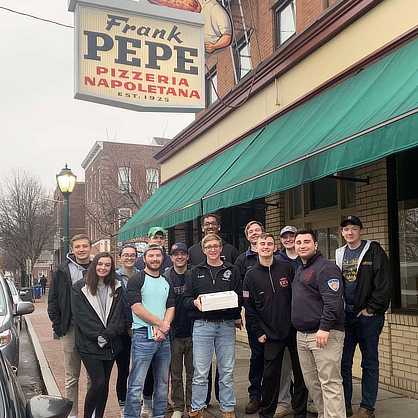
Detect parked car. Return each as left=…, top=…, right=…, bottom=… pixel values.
left=0, top=349, right=72, bottom=418
left=0, top=274, right=34, bottom=368
left=5, top=278, right=23, bottom=305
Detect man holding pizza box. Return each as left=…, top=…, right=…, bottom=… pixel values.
left=183, top=233, right=243, bottom=418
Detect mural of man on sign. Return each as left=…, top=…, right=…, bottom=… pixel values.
left=147, top=0, right=233, bottom=54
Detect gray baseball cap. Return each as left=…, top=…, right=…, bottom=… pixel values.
left=280, top=226, right=297, bottom=236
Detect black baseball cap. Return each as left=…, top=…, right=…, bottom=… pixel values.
left=341, top=216, right=363, bottom=229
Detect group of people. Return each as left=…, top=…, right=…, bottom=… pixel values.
left=47, top=213, right=392, bottom=418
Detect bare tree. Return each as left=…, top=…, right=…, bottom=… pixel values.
left=0, top=169, right=57, bottom=286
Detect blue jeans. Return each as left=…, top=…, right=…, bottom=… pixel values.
left=246, top=324, right=264, bottom=400
left=124, top=328, right=171, bottom=418
left=192, top=319, right=236, bottom=412
left=342, top=312, right=384, bottom=413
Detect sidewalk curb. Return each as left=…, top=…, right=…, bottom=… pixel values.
left=25, top=316, right=62, bottom=397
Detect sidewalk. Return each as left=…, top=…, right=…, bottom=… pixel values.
left=27, top=293, right=418, bottom=418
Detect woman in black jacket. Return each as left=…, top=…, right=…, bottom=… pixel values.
left=71, top=252, right=124, bottom=418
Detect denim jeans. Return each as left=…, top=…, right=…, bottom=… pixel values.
left=192, top=319, right=236, bottom=412
left=342, top=312, right=384, bottom=413
left=124, top=328, right=171, bottom=418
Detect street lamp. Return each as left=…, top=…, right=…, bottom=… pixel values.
left=56, top=164, right=77, bottom=259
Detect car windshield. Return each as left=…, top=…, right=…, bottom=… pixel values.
left=0, top=285, right=6, bottom=316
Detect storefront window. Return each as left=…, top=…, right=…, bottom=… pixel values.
left=315, top=226, right=339, bottom=260
left=397, top=149, right=418, bottom=310
left=292, top=185, right=302, bottom=217
left=309, top=177, right=337, bottom=211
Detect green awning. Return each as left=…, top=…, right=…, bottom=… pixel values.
left=202, top=38, right=418, bottom=213
left=118, top=130, right=262, bottom=241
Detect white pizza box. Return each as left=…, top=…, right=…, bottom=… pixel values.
left=201, top=291, right=238, bottom=312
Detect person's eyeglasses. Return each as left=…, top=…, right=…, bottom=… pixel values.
left=121, top=254, right=137, bottom=259
left=203, top=222, right=218, bottom=227
left=204, top=244, right=221, bottom=250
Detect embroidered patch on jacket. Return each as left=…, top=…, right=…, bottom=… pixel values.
left=243, top=290, right=249, bottom=298
left=305, top=270, right=313, bottom=281
left=279, top=277, right=289, bottom=287
left=222, top=270, right=232, bottom=280
left=327, top=279, right=340, bottom=291
left=362, top=261, right=373, bottom=266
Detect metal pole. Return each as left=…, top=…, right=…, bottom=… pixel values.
left=63, top=193, right=70, bottom=259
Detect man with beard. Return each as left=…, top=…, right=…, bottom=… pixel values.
left=124, top=244, right=175, bottom=418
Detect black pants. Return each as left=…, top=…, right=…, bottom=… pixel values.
left=82, top=357, right=114, bottom=418
left=115, top=333, right=132, bottom=404
left=143, top=362, right=154, bottom=398
left=205, top=364, right=220, bottom=404
left=259, top=334, right=307, bottom=418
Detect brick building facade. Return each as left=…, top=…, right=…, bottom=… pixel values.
left=82, top=141, right=161, bottom=257
left=119, top=0, right=418, bottom=397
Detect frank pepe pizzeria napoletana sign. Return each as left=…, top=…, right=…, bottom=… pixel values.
left=68, top=0, right=205, bottom=112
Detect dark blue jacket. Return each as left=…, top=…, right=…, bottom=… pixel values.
left=292, top=251, right=345, bottom=333
left=275, top=248, right=301, bottom=271
left=234, top=247, right=258, bottom=282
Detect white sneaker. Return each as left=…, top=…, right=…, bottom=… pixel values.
left=172, top=411, right=183, bottom=418
left=274, top=405, right=293, bottom=418
left=141, top=403, right=151, bottom=418
left=69, top=416, right=78, bottom=418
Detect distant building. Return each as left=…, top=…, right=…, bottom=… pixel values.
left=81, top=141, right=162, bottom=257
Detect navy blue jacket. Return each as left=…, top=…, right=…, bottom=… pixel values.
left=292, top=251, right=345, bottom=333
left=275, top=248, right=301, bottom=271
left=234, top=247, right=258, bottom=282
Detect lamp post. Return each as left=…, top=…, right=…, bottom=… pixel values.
left=56, top=164, right=77, bottom=259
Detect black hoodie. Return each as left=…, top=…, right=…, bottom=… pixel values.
left=243, top=258, right=294, bottom=341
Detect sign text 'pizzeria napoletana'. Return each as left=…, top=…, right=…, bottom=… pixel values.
left=69, top=0, right=205, bottom=112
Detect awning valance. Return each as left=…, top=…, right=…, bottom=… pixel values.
left=119, top=37, right=418, bottom=242
left=117, top=130, right=262, bottom=241
left=202, top=38, right=418, bottom=213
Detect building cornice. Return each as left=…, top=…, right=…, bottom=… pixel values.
left=155, top=0, right=383, bottom=163
left=81, top=141, right=104, bottom=170
left=160, top=25, right=418, bottom=186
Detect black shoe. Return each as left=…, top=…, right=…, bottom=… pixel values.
left=245, top=398, right=261, bottom=414
left=346, top=406, right=353, bottom=417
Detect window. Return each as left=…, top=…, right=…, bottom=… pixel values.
left=315, top=226, right=339, bottom=260
left=118, top=208, right=132, bottom=229
left=146, top=168, right=159, bottom=195
left=234, top=36, right=252, bottom=81
left=38, top=269, right=48, bottom=278
left=275, top=0, right=296, bottom=48
left=309, top=177, right=338, bottom=211
left=206, top=67, right=218, bottom=107
left=396, top=148, right=418, bottom=310
left=118, top=166, right=132, bottom=192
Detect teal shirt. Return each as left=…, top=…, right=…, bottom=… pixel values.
left=132, top=274, right=171, bottom=329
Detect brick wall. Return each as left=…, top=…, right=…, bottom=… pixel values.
left=265, top=192, right=285, bottom=239
left=354, top=159, right=418, bottom=399
left=297, top=0, right=322, bottom=33
left=205, top=0, right=330, bottom=107
left=355, top=159, right=389, bottom=253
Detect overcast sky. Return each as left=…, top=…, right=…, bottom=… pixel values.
left=0, top=0, right=194, bottom=189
